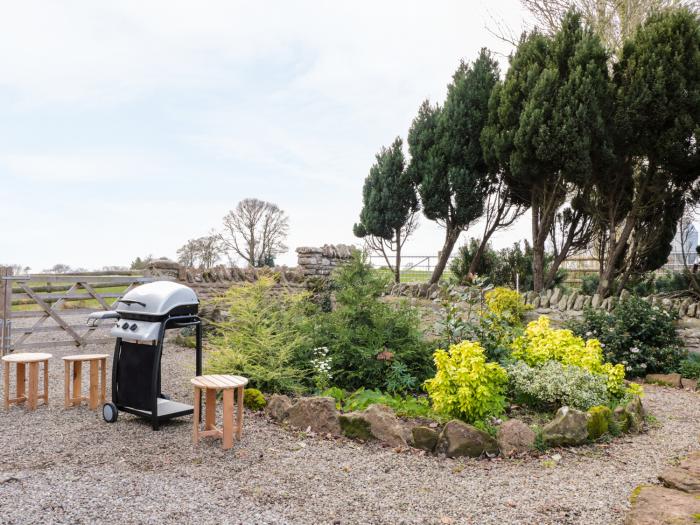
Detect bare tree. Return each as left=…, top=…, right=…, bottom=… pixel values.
left=360, top=212, right=419, bottom=282
left=544, top=200, right=594, bottom=289
left=176, top=239, right=199, bottom=268
left=44, top=263, right=72, bottom=274
left=468, top=179, right=526, bottom=277
left=520, top=0, right=697, bottom=53
left=177, top=233, right=223, bottom=269
left=220, top=198, right=290, bottom=267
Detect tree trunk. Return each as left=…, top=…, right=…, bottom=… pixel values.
left=531, top=202, right=546, bottom=293
left=393, top=229, right=401, bottom=284
left=467, top=228, right=496, bottom=278
left=542, top=214, right=581, bottom=289
left=429, top=225, right=461, bottom=285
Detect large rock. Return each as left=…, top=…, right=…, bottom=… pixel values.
left=624, top=396, right=646, bottom=433
left=591, top=293, right=602, bottom=308
left=338, top=404, right=410, bottom=446
left=550, top=288, right=562, bottom=305
left=682, top=378, right=698, bottom=391
left=497, top=419, right=535, bottom=456
left=659, top=466, right=700, bottom=494
left=411, top=426, right=440, bottom=452
left=625, top=486, right=700, bottom=525
left=285, top=396, right=341, bottom=435
left=646, top=373, right=682, bottom=388
left=266, top=394, right=293, bottom=421
left=542, top=407, right=589, bottom=446
left=435, top=420, right=499, bottom=458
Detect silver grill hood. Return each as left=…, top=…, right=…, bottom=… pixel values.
left=87, top=281, right=199, bottom=342
left=116, top=281, right=198, bottom=317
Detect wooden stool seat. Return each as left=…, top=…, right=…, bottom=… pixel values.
left=2, top=352, right=52, bottom=410
left=191, top=375, right=248, bottom=450
left=62, top=354, right=108, bottom=410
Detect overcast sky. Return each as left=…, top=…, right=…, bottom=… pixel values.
left=1, top=1, right=535, bottom=271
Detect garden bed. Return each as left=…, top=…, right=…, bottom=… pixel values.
left=0, top=340, right=699, bottom=524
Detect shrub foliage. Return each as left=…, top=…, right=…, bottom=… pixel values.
left=424, top=340, right=508, bottom=423
left=569, top=296, right=687, bottom=377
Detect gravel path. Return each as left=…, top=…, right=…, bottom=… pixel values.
left=0, top=338, right=699, bottom=525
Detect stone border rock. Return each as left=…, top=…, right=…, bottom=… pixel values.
left=625, top=444, right=700, bottom=523
left=264, top=395, right=647, bottom=459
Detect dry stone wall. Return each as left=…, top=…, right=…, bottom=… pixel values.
left=295, top=244, right=357, bottom=277
left=388, top=282, right=700, bottom=353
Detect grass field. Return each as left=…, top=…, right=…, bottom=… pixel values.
left=11, top=283, right=131, bottom=311
left=374, top=268, right=454, bottom=283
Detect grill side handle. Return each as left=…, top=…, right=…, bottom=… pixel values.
left=87, top=310, right=119, bottom=327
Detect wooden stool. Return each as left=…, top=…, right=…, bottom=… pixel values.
left=191, top=375, right=248, bottom=450
left=62, top=354, right=108, bottom=410
left=2, top=353, right=52, bottom=410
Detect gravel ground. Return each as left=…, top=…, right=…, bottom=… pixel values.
left=1, top=334, right=699, bottom=525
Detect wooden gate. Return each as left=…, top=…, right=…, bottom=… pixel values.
left=0, top=267, right=155, bottom=355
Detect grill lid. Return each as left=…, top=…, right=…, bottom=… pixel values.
left=116, top=281, right=198, bottom=317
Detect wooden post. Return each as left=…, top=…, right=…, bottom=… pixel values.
left=89, top=360, right=99, bottom=409
left=205, top=389, right=216, bottom=430
left=72, top=361, right=82, bottom=405
left=192, top=386, right=201, bottom=444
left=0, top=267, right=13, bottom=356
left=223, top=389, right=234, bottom=450
left=64, top=362, right=71, bottom=408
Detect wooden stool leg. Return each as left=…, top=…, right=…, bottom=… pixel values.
left=28, top=362, right=38, bottom=410
left=205, top=389, right=216, bottom=430
left=89, top=360, right=99, bottom=409
left=64, top=361, right=71, bottom=408
left=193, top=386, right=201, bottom=444
left=72, top=360, right=82, bottom=406
left=100, top=358, right=106, bottom=404
left=236, top=386, right=244, bottom=440
left=223, top=389, right=234, bottom=450
left=43, top=360, right=49, bottom=406
left=3, top=362, right=9, bottom=410
left=16, top=362, right=25, bottom=402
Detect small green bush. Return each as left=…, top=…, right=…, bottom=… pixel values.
left=311, top=252, right=433, bottom=392
left=507, top=360, right=612, bottom=411
left=679, top=354, right=700, bottom=380
left=341, top=388, right=433, bottom=419
left=207, top=277, right=313, bottom=394
left=424, top=340, right=508, bottom=423
left=569, top=296, right=687, bottom=377
left=243, top=388, right=267, bottom=411
left=587, top=405, right=612, bottom=439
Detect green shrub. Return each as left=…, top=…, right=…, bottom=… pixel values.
left=321, top=386, right=346, bottom=409
left=569, top=296, right=687, bottom=377
left=312, top=252, right=433, bottom=392
left=424, top=340, right=508, bottom=423
left=587, top=405, right=612, bottom=439
left=435, top=283, right=527, bottom=364
left=512, top=316, right=626, bottom=396
left=507, top=360, right=612, bottom=411
left=243, top=388, right=267, bottom=411
left=483, top=287, right=531, bottom=325
left=581, top=274, right=599, bottom=295
left=341, top=388, right=433, bottom=419
left=207, top=277, right=313, bottom=394
left=679, top=354, right=700, bottom=380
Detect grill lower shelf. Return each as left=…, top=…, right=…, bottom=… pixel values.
left=120, top=398, right=194, bottom=420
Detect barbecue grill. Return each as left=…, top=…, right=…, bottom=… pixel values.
left=87, top=281, right=202, bottom=430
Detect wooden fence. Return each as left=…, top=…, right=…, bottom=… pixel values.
left=0, top=267, right=154, bottom=355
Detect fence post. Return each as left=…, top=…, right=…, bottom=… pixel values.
left=0, top=267, right=13, bottom=355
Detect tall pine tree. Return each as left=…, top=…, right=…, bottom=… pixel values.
left=407, top=48, right=500, bottom=284
left=354, top=137, right=418, bottom=283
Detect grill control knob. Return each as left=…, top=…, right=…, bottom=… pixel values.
left=129, top=323, right=137, bottom=331
left=122, top=322, right=129, bottom=330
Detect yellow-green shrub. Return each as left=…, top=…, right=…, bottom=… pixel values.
left=424, top=341, right=508, bottom=423
left=511, top=316, right=627, bottom=396
left=483, top=287, right=531, bottom=325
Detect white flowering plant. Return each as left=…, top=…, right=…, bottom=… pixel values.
left=568, top=296, right=687, bottom=377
